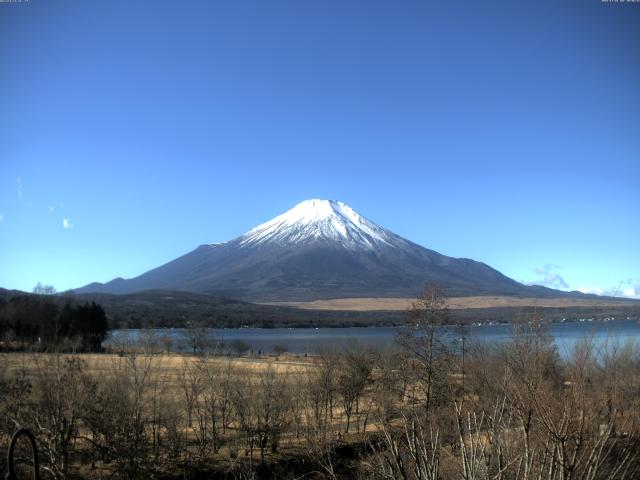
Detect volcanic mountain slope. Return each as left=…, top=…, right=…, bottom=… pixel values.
left=75, top=199, right=582, bottom=301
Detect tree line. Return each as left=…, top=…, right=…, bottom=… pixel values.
left=0, top=291, right=109, bottom=351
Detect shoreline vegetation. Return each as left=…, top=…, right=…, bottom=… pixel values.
left=0, top=293, right=109, bottom=353
left=2, top=287, right=638, bottom=334
left=0, top=286, right=639, bottom=479
left=67, top=291, right=640, bottom=329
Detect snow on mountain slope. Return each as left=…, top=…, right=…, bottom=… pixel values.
left=239, top=199, right=400, bottom=250
left=74, top=198, right=573, bottom=301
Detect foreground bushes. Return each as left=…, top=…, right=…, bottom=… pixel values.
left=374, top=327, right=640, bottom=480
left=0, top=324, right=638, bottom=480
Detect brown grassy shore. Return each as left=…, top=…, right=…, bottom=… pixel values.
left=264, top=295, right=640, bottom=311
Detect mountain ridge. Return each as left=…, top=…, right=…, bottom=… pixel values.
left=74, top=199, right=598, bottom=301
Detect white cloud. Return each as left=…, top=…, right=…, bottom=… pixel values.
left=528, top=264, right=570, bottom=290
left=62, top=218, right=74, bottom=230
left=576, top=286, right=605, bottom=296
left=17, top=177, right=22, bottom=201
left=576, top=281, right=640, bottom=299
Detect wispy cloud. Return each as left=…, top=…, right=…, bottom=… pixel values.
left=0, top=213, right=4, bottom=222
left=62, top=218, right=74, bottom=230
left=49, top=206, right=55, bottom=212
left=60, top=202, right=65, bottom=208
left=16, top=177, right=23, bottom=201
left=527, top=264, right=570, bottom=290
left=577, top=279, right=640, bottom=299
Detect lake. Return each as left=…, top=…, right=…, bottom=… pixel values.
left=108, top=318, right=640, bottom=357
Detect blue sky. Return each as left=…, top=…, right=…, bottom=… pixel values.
left=1, top=0, right=639, bottom=297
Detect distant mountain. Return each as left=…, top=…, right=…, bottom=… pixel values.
left=74, top=199, right=593, bottom=301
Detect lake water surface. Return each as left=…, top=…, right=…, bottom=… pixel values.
left=109, top=319, right=640, bottom=357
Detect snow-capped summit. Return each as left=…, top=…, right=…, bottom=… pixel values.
left=239, top=199, right=398, bottom=250
left=75, top=199, right=546, bottom=302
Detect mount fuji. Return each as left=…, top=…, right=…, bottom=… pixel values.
left=75, top=199, right=570, bottom=301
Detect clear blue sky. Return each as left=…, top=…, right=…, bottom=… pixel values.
left=1, top=0, right=639, bottom=297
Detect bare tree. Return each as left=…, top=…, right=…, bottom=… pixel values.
left=84, top=352, right=156, bottom=479
left=336, top=345, right=373, bottom=433
left=375, top=405, right=442, bottom=480
left=138, top=328, right=160, bottom=355
left=13, top=355, right=94, bottom=480
left=193, top=356, right=236, bottom=455
left=231, top=366, right=292, bottom=463
left=398, top=283, right=452, bottom=415
left=181, top=320, right=210, bottom=355
left=231, top=339, right=251, bottom=357
left=179, top=359, right=201, bottom=429
left=159, top=333, right=174, bottom=355
left=454, top=323, right=640, bottom=480
left=296, top=362, right=341, bottom=479
left=272, top=344, right=288, bottom=358
left=33, top=282, right=57, bottom=295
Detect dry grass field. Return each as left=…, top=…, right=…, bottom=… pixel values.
left=2, top=315, right=639, bottom=480
left=1, top=351, right=318, bottom=386
left=264, top=295, right=639, bottom=311
left=0, top=349, right=383, bottom=478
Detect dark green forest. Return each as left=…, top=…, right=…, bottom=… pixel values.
left=0, top=294, right=108, bottom=351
